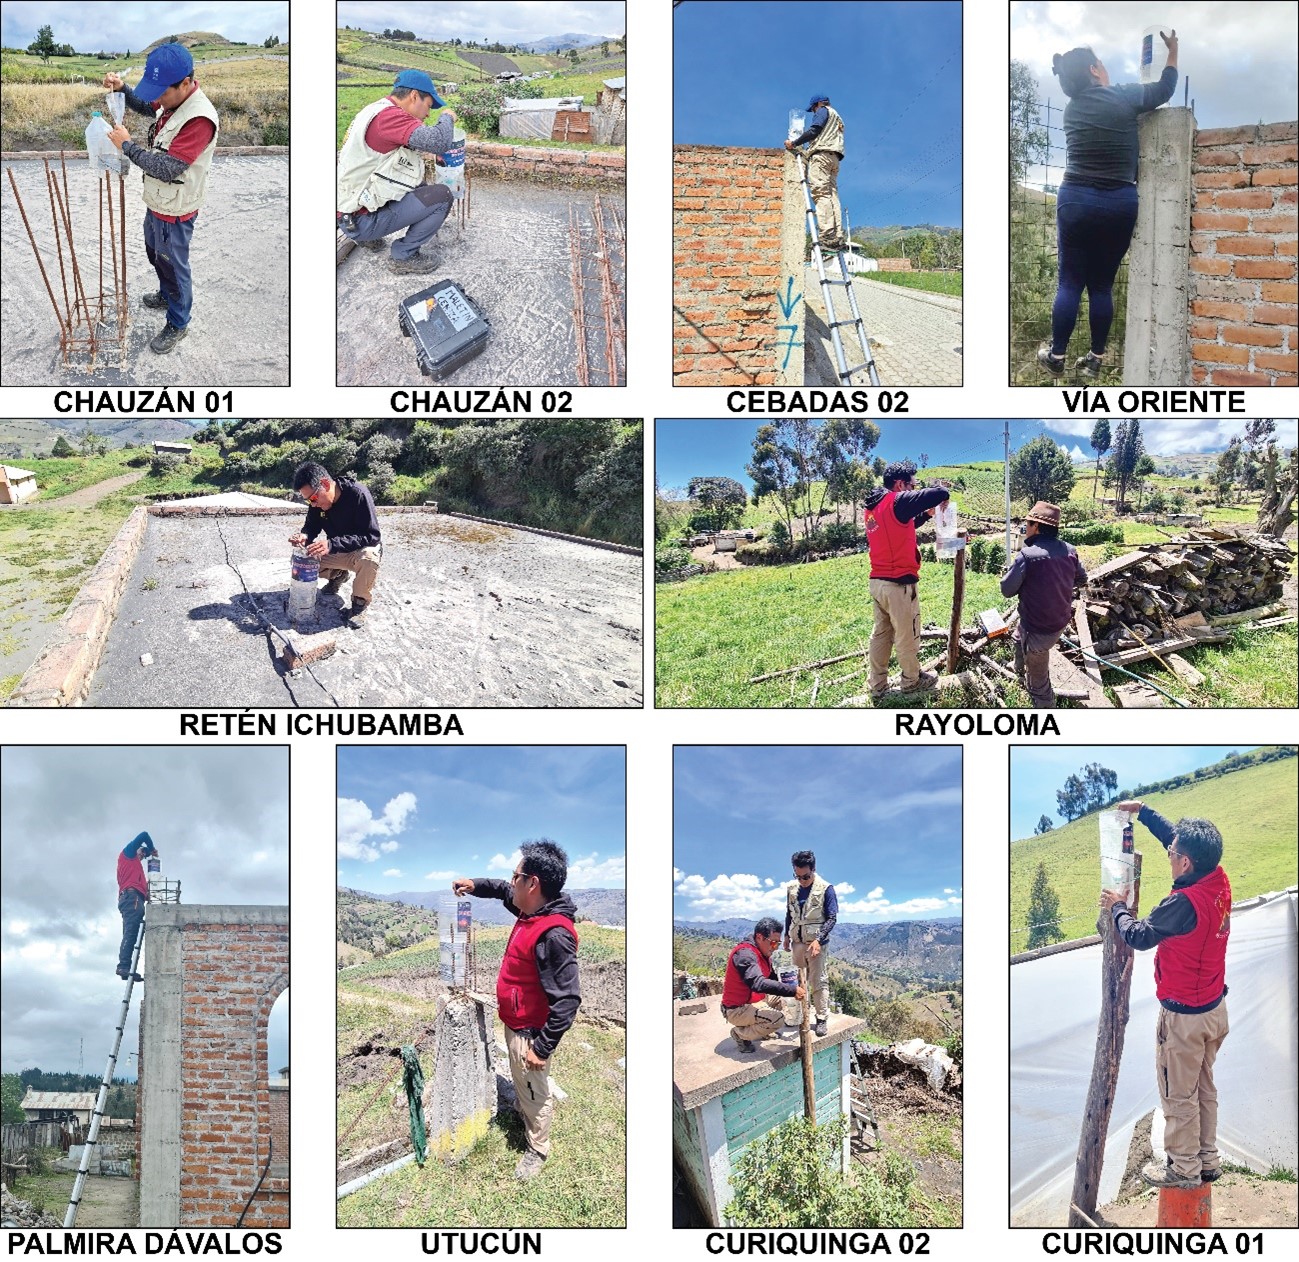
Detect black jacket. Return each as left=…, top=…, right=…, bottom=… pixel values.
left=470, top=879, right=582, bottom=1058
left=302, top=478, right=381, bottom=554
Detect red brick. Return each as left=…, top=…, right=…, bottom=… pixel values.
left=1252, top=213, right=1298, bottom=232
left=1282, top=189, right=1298, bottom=204
left=1194, top=149, right=1243, bottom=168
left=1189, top=256, right=1232, bottom=276
left=1233, top=258, right=1295, bottom=279
left=1189, top=319, right=1220, bottom=340
left=1191, top=363, right=1208, bottom=384
left=1190, top=299, right=1248, bottom=321
left=1192, top=343, right=1250, bottom=365
left=1255, top=303, right=1299, bottom=325
left=676, top=265, right=707, bottom=278
left=1196, top=126, right=1257, bottom=147
left=1213, top=187, right=1274, bottom=209
left=1261, top=281, right=1299, bottom=303
left=1193, top=171, right=1251, bottom=189
left=748, top=263, right=780, bottom=277
left=679, top=212, right=712, bottom=224
left=1220, top=323, right=1284, bottom=347
left=1274, top=376, right=1299, bottom=385
left=1242, top=144, right=1298, bottom=165
left=1259, top=122, right=1299, bottom=142
left=586, top=152, right=625, bottom=169
left=1253, top=167, right=1299, bottom=185
left=1256, top=351, right=1299, bottom=373
left=1191, top=211, right=1249, bottom=231
left=1280, top=239, right=1299, bottom=256
left=1215, top=236, right=1275, bottom=256
left=1205, top=368, right=1274, bottom=385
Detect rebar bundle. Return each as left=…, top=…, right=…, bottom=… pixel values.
left=6, top=152, right=129, bottom=370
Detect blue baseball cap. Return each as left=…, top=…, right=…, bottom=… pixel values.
left=135, top=43, right=195, bottom=103
left=393, top=69, right=446, bottom=107
left=806, top=93, right=829, bottom=110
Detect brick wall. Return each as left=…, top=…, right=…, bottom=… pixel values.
left=137, top=908, right=289, bottom=1227
left=673, top=145, right=798, bottom=385
left=1189, top=121, right=1298, bottom=385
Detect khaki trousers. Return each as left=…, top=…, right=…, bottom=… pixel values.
left=1156, top=1001, right=1229, bottom=1179
left=1013, top=631, right=1056, bottom=708
left=723, top=1000, right=785, bottom=1042
left=807, top=151, right=842, bottom=245
left=320, top=546, right=381, bottom=602
left=791, top=940, right=829, bottom=1022
left=869, top=578, right=921, bottom=692
left=505, top=1026, right=555, bottom=1157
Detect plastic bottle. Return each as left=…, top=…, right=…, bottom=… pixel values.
left=787, top=109, right=804, bottom=143
left=779, top=967, right=802, bottom=1027
left=933, top=500, right=963, bottom=558
left=438, top=893, right=471, bottom=988
left=1140, top=26, right=1171, bottom=84
left=435, top=126, right=467, bottom=199
left=1099, top=809, right=1131, bottom=897
left=287, top=547, right=319, bottom=624
left=106, top=91, right=126, bottom=126
left=85, top=111, right=112, bottom=168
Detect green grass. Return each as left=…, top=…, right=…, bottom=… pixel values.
left=861, top=271, right=962, bottom=297
left=1009, top=757, right=1298, bottom=954
left=887, top=1111, right=961, bottom=1160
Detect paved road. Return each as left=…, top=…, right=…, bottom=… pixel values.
left=803, top=269, right=963, bottom=387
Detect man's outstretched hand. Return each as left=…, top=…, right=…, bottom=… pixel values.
left=451, top=878, right=474, bottom=895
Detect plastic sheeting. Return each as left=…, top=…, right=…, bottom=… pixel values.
left=498, top=98, right=586, bottom=141
left=1010, top=887, right=1297, bottom=1226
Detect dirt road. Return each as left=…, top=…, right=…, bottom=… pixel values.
left=31, top=470, right=146, bottom=508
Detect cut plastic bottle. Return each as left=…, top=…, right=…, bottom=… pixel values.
left=1099, top=809, right=1132, bottom=899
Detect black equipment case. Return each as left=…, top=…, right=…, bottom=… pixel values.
left=397, top=279, right=491, bottom=378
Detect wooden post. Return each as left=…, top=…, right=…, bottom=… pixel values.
left=945, top=535, right=967, bottom=674
left=1068, top=849, right=1143, bottom=1227
left=799, top=965, right=816, bottom=1125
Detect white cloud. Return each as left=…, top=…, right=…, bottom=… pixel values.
left=382, top=869, right=402, bottom=877
left=763, top=877, right=773, bottom=887
left=424, top=870, right=456, bottom=881
left=836, top=882, right=856, bottom=895
left=866, top=886, right=884, bottom=899
left=566, top=852, right=625, bottom=888
left=487, top=851, right=519, bottom=873
left=674, top=871, right=786, bottom=920
left=337, top=792, right=417, bottom=861
left=673, top=867, right=685, bottom=882
left=943, top=888, right=957, bottom=895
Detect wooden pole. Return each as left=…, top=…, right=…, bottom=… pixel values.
left=945, top=535, right=967, bottom=674
left=1067, top=849, right=1143, bottom=1227
left=799, top=965, right=816, bottom=1124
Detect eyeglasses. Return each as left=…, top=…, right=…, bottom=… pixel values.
left=794, top=870, right=814, bottom=882
left=510, top=869, right=532, bottom=885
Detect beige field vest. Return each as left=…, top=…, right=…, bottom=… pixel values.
left=787, top=874, right=830, bottom=944
left=808, top=105, right=844, bottom=157
left=142, top=86, right=219, bottom=217
left=337, top=98, right=424, bottom=214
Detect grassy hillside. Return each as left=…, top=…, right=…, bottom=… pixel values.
left=1009, top=757, right=1298, bottom=954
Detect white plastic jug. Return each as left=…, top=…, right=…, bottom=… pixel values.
left=1140, top=25, right=1171, bottom=84
left=934, top=500, right=962, bottom=557
left=435, top=126, right=467, bottom=200
left=787, top=109, right=804, bottom=143
left=1099, top=809, right=1131, bottom=897
left=85, top=111, right=112, bottom=168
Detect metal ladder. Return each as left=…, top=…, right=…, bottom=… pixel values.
left=64, top=918, right=143, bottom=1227
left=795, top=153, right=881, bottom=386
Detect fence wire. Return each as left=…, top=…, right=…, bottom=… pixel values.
left=1010, top=95, right=1129, bottom=386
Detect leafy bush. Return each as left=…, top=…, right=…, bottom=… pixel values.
left=820, top=521, right=860, bottom=549
left=361, top=432, right=402, bottom=468
left=406, top=420, right=446, bottom=473
left=655, top=542, right=692, bottom=577
left=454, top=82, right=507, bottom=134
left=1060, top=523, right=1123, bottom=546
left=222, top=452, right=254, bottom=480
left=768, top=520, right=791, bottom=550
left=1058, top=499, right=1095, bottom=525
left=307, top=436, right=358, bottom=477
left=261, top=119, right=288, bottom=146
left=967, top=537, right=987, bottom=572
left=367, top=461, right=395, bottom=503
left=150, top=452, right=183, bottom=477
left=1145, top=490, right=1167, bottom=514
left=126, top=452, right=150, bottom=467
left=735, top=541, right=784, bottom=565
left=920, top=543, right=936, bottom=563
left=984, top=540, right=1006, bottom=571
left=944, top=1029, right=963, bottom=1072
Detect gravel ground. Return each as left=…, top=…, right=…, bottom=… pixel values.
left=1, top=155, right=288, bottom=386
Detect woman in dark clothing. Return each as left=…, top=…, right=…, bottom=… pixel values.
left=1038, top=31, right=1178, bottom=380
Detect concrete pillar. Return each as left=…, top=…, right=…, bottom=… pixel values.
left=1123, top=107, right=1196, bottom=385
left=423, top=995, right=496, bottom=1162
left=138, top=908, right=183, bottom=1227
left=777, top=153, right=807, bottom=386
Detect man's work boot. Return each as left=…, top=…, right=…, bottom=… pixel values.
left=1201, top=1167, right=1222, bottom=1183
left=1140, top=1160, right=1199, bottom=1190
left=730, top=1029, right=756, bottom=1053
left=813, top=1018, right=828, bottom=1037
left=357, top=237, right=385, bottom=252
left=899, top=670, right=938, bottom=694
left=117, top=968, right=143, bottom=982
left=141, top=291, right=167, bottom=310
left=515, top=1150, right=546, bottom=1181
left=150, top=323, right=188, bottom=355
left=389, top=251, right=438, bottom=275
left=322, top=570, right=347, bottom=596
left=346, top=597, right=371, bottom=624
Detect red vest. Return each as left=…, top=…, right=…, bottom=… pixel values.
left=866, top=491, right=919, bottom=580
left=496, top=913, right=577, bottom=1031
left=722, top=941, right=774, bottom=1007
left=1154, top=866, right=1231, bottom=1008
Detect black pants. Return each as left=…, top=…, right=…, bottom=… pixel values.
left=117, top=889, right=145, bottom=973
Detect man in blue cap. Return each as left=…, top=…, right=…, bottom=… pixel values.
left=337, top=70, right=458, bottom=274
left=785, top=93, right=845, bottom=251
left=102, top=44, right=220, bottom=354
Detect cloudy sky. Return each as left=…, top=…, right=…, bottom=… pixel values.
left=674, top=746, right=962, bottom=925
left=1, top=747, right=288, bottom=1076
left=1011, top=1, right=1299, bottom=133
left=337, top=746, right=626, bottom=895
left=337, top=2, right=624, bottom=45
left=0, top=2, right=288, bottom=54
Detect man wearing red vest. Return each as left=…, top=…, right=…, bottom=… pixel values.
left=116, top=831, right=157, bottom=981
left=452, top=840, right=581, bottom=1181
left=862, top=461, right=950, bottom=700
left=1100, top=803, right=1231, bottom=1189
left=721, top=917, right=806, bottom=1052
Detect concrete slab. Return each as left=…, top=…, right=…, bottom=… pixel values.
left=337, top=179, right=625, bottom=386
left=83, top=509, right=642, bottom=707
left=1, top=156, right=288, bottom=386
left=673, top=993, right=866, bottom=1112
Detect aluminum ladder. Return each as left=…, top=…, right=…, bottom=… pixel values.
left=64, top=918, right=143, bottom=1227
left=795, top=153, right=881, bottom=386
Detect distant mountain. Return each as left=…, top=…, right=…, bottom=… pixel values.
left=0, top=417, right=203, bottom=459
left=364, top=886, right=626, bottom=927
left=518, top=33, right=613, bottom=52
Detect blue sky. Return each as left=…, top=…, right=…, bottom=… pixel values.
left=673, top=746, right=962, bottom=925
left=337, top=747, right=626, bottom=894
left=674, top=1, right=962, bottom=229
left=655, top=419, right=1299, bottom=492
left=1009, top=746, right=1262, bottom=839
left=0, top=2, right=288, bottom=53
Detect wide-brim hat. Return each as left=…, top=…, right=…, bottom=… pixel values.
left=1026, top=500, right=1062, bottom=527
left=135, top=43, right=194, bottom=104
left=394, top=68, right=447, bottom=107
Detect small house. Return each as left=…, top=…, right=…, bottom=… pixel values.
left=21, top=1089, right=97, bottom=1125
left=673, top=993, right=865, bottom=1225
left=152, top=441, right=192, bottom=457
left=0, top=464, right=38, bottom=504
left=593, top=77, right=625, bottom=145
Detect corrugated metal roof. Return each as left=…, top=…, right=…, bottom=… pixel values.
left=603, top=77, right=626, bottom=89
left=21, top=1090, right=97, bottom=1110
left=1, top=465, right=37, bottom=480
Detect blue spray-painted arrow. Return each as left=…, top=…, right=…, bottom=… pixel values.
left=777, top=275, right=803, bottom=319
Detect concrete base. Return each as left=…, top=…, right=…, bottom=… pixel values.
left=423, top=995, right=497, bottom=1163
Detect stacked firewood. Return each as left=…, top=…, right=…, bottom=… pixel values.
left=1081, top=527, right=1292, bottom=655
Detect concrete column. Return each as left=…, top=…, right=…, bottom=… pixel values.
left=1123, top=107, right=1196, bottom=385
left=138, top=908, right=183, bottom=1227
left=777, top=153, right=807, bottom=386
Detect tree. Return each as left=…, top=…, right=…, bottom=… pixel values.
left=1, top=1073, right=24, bottom=1124
left=1109, top=419, right=1144, bottom=511
left=1010, top=61, right=1049, bottom=195
left=1056, top=773, right=1088, bottom=822
left=601, top=40, right=609, bottom=56
left=1081, top=763, right=1118, bottom=812
left=263, top=34, right=280, bottom=48
left=1026, top=862, right=1064, bottom=949
left=51, top=434, right=76, bottom=457
left=28, top=24, right=57, bottom=63
left=818, top=418, right=880, bottom=530
left=918, top=452, right=929, bottom=469
left=1090, top=419, right=1111, bottom=501
left=567, top=48, right=580, bottom=65
left=1256, top=443, right=1297, bottom=538
left=78, top=425, right=108, bottom=456
left=746, top=423, right=799, bottom=543
left=1010, top=434, right=1076, bottom=505
left=686, top=475, right=747, bottom=532
left=1035, top=814, right=1053, bottom=835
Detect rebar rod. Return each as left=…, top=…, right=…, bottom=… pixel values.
left=98, top=175, right=105, bottom=323
left=6, top=167, right=68, bottom=332
left=44, top=161, right=73, bottom=330
left=56, top=151, right=96, bottom=361
left=117, top=170, right=128, bottom=325
left=106, top=171, right=120, bottom=330
left=568, top=204, right=589, bottom=386
left=592, top=194, right=623, bottom=385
